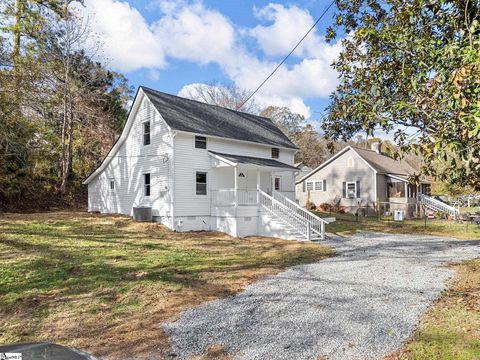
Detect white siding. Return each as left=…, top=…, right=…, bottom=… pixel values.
left=87, top=92, right=298, bottom=239
left=88, top=95, right=174, bottom=227
left=173, top=132, right=296, bottom=217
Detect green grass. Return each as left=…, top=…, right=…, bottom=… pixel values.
left=461, top=207, right=480, bottom=214
left=0, top=212, right=333, bottom=359
left=315, top=211, right=480, bottom=240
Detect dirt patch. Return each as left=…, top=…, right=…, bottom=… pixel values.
left=0, top=211, right=333, bottom=360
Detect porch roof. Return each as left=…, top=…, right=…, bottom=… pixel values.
left=387, top=173, right=431, bottom=184
left=208, top=151, right=298, bottom=171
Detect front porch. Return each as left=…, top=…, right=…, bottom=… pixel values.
left=208, top=151, right=297, bottom=209
left=205, top=151, right=331, bottom=240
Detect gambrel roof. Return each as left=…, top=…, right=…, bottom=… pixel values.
left=142, top=87, right=297, bottom=149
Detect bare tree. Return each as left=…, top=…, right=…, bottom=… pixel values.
left=44, top=5, right=101, bottom=194
left=182, top=81, right=259, bottom=114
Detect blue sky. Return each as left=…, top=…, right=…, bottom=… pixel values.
left=83, top=0, right=341, bottom=122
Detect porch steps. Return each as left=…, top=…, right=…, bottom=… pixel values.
left=259, top=190, right=331, bottom=241
left=418, top=194, right=459, bottom=218
left=259, top=211, right=316, bottom=241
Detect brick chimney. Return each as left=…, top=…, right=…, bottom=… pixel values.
left=371, top=141, right=381, bottom=154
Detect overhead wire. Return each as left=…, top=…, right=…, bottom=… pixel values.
left=237, top=1, right=336, bottom=110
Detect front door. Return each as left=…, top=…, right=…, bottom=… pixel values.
left=237, top=170, right=247, bottom=189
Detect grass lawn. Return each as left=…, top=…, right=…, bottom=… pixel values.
left=388, top=259, right=480, bottom=360
left=0, top=212, right=333, bottom=359
left=316, top=211, right=480, bottom=240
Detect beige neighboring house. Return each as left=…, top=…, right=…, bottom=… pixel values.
left=295, top=162, right=312, bottom=181
left=295, top=143, right=439, bottom=218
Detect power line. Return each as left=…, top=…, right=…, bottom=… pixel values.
left=237, top=1, right=336, bottom=110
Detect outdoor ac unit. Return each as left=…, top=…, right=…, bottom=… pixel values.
left=133, top=207, right=152, bottom=222
left=394, top=210, right=404, bottom=221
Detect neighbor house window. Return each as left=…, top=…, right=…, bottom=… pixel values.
left=274, top=177, right=280, bottom=191
left=346, top=182, right=356, bottom=199
left=271, top=147, right=279, bottom=159
left=109, top=179, right=115, bottom=191
left=315, top=181, right=322, bottom=191
left=144, top=173, right=151, bottom=196
left=195, top=136, right=207, bottom=149
left=143, top=121, right=151, bottom=145
left=196, top=171, right=207, bottom=195
left=306, top=181, right=314, bottom=191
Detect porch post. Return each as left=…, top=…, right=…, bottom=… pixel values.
left=234, top=166, right=238, bottom=215
left=256, top=170, right=260, bottom=203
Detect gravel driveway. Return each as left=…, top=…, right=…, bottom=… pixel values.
left=163, top=233, right=479, bottom=360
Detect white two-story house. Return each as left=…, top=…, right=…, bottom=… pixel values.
left=83, top=87, right=328, bottom=240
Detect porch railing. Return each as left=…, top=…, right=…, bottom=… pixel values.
left=260, top=190, right=332, bottom=240
left=272, top=190, right=331, bottom=240
left=418, top=193, right=459, bottom=218
left=211, top=189, right=259, bottom=206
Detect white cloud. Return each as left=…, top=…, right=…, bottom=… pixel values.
left=83, top=0, right=165, bottom=72
left=83, top=0, right=342, bottom=119
left=152, top=1, right=235, bottom=64
left=249, top=3, right=316, bottom=57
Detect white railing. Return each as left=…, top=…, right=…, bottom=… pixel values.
left=418, top=193, right=459, bottom=218
left=273, top=190, right=331, bottom=239
left=260, top=190, right=311, bottom=239
left=260, top=190, right=331, bottom=240
left=211, top=189, right=258, bottom=206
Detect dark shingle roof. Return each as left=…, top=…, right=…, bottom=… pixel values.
left=353, top=147, right=419, bottom=175
left=209, top=151, right=298, bottom=170
left=141, top=87, right=297, bottom=149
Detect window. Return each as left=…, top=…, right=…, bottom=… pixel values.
left=274, top=177, right=280, bottom=191
left=347, top=182, right=356, bottom=199
left=109, top=179, right=115, bottom=191
left=271, top=147, right=279, bottom=159
left=306, top=181, right=314, bottom=191
left=144, top=173, right=151, bottom=196
left=195, top=136, right=207, bottom=149
left=196, top=171, right=207, bottom=195
left=315, top=181, right=322, bottom=191
left=387, top=181, right=405, bottom=198
left=347, top=156, right=354, bottom=167
left=143, top=121, right=151, bottom=145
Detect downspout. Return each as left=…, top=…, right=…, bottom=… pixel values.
left=373, top=170, right=378, bottom=215
left=234, top=165, right=238, bottom=237
left=171, top=131, right=176, bottom=231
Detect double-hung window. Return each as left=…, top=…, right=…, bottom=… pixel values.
left=271, top=147, right=279, bottom=159
left=143, top=121, right=151, bottom=146
left=195, top=136, right=207, bottom=149
left=144, top=173, right=151, bottom=196
left=306, top=181, right=314, bottom=191
left=346, top=182, right=356, bottom=199
left=196, top=172, right=207, bottom=195
left=314, top=181, right=322, bottom=191
left=274, top=177, right=281, bottom=191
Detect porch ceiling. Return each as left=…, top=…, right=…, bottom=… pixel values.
left=208, top=151, right=298, bottom=171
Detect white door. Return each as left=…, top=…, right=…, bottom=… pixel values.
left=237, top=170, right=247, bottom=189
